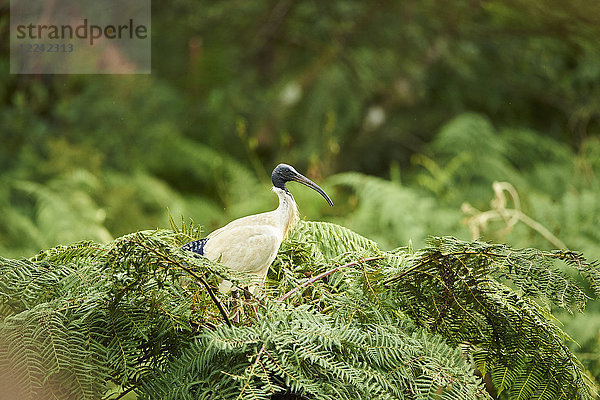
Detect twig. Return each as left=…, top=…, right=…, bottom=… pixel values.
left=132, top=237, right=232, bottom=327
left=236, top=345, right=266, bottom=400
left=382, top=259, right=428, bottom=285
left=278, top=256, right=384, bottom=302
left=463, top=181, right=568, bottom=250
left=383, top=249, right=497, bottom=285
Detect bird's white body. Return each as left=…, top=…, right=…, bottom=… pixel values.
left=203, top=187, right=299, bottom=293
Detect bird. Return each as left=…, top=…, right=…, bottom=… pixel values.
left=182, top=164, right=333, bottom=294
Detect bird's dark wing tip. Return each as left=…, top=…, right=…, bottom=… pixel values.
left=182, top=238, right=208, bottom=255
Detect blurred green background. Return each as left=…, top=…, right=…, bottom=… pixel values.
left=2, top=0, right=600, bottom=382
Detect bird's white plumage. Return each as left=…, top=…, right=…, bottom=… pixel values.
left=203, top=187, right=299, bottom=293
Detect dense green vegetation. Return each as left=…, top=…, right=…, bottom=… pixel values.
left=1, top=223, right=599, bottom=399
left=1, top=0, right=600, bottom=398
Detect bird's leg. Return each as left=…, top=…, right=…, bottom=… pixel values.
left=241, top=287, right=257, bottom=319
left=230, top=289, right=240, bottom=323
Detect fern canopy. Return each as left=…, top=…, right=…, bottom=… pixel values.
left=0, top=221, right=598, bottom=399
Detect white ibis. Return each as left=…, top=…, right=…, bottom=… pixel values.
left=182, top=164, right=333, bottom=294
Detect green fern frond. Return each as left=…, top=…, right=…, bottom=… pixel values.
left=288, top=220, right=380, bottom=262
left=139, top=305, right=488, bottom=400
left=1, top=224, right=597, bottom=399
left=168, top=211, right=204, bottom=245
left=385, top=237, right=599, bottom=400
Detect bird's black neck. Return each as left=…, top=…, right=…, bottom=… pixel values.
left=271, top=164, right=298, bottom=191
left=272, top=175, right=286, bottom=191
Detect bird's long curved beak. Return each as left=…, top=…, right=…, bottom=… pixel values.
left=292, top=174, right=334, bottom=206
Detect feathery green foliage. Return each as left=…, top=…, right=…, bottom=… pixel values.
left=1, top=221, right=598, bottom=399
left=386, top=237, right=599, bottom=399
left=3, top=1, right=600, bottom=397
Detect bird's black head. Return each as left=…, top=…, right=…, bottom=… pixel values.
left=271, top=164, right=299, bottom=190
left=271, top=164, right=334, bottom=206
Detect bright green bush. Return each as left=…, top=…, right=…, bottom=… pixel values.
left=1, top=222, right=598, bottom=399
